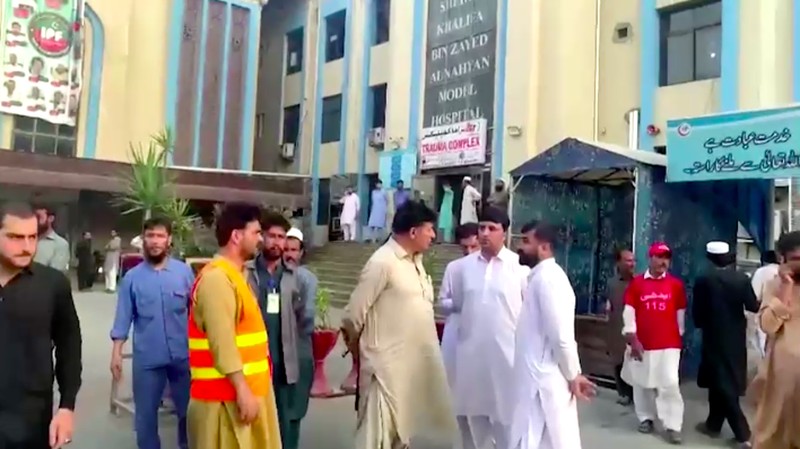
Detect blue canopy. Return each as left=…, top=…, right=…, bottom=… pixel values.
left=509, top=137, right=666, bottom=183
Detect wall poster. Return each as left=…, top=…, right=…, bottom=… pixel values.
left=422, top=0, right=498, bottom=133
left=1, top=0, right=84, bottom=126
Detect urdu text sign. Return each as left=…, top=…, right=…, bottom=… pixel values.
left=666, top=105, right=800, bottom=182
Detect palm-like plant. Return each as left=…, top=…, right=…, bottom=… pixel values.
left=114, top=129, right=175, bottom=219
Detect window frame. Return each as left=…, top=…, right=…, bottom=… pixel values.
left=374, top=0, right=390, bottom=45
left=282, top=104, right=301, bottom=145
left=285, top=27, right=304, bottom=75
left=371, top=84, right=387, bottom=129
left=321, top=95, right=342, bottom=144
left=12, top=116, right=77, bottom=157
left=658, top=1, right=722, bottom=86
left=325, top=11, right=346, bottom=62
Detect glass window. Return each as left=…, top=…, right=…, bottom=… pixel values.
left=694, top=25, right=721, bottom=80
left=286, top=28, right=304, bottom=75
left=321, top=95, right=342, bottom=143
left=374, top=0, right=390, bottom=45
left=282, top=105, right=301, bottom=144
left=659, top=1, right=721, bottom=86
left=371, top=84, right=387, bottom=128
left=12, top=117, right=77, bottom=157
left=326, top=11, right=346, bottom=62
left=665, top=33, right=694, bottom=85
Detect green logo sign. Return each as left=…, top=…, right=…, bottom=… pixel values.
left=28, top=12, right=72, bottom=57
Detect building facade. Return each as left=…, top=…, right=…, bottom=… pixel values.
left=0, top=0, right=308, bottom=251
left=2, top=0, right=798, bottom=245
left=255, top=0, right=800, bottom=243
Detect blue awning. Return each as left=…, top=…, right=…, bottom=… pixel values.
left=510, top=137, right=666, bottom=183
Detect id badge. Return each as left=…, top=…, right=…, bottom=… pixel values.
left=266, top=292, right=280, bottom=314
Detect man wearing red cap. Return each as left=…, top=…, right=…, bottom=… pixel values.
left=621, top=242, right=687, bottom=445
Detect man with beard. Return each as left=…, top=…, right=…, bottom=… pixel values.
left=110, top=217, right=195, bottom=449
left=0, top=202, right=82, bottom=449
left=75, top=231, right=95, bottom=291
left=187, top=203, right=281, bottom=449
left=509, top=221, right=595, bottom=449
left=693, top=241, right=758, bottom=449
left=245, top=217, right=315, bottom=449
left=32, top=205, right=70, bottom=273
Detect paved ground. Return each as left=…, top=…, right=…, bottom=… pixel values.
left=70, top=290, right=745, bottom=448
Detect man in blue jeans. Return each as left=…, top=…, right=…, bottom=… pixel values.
left=109, top=217, right=195, bottom=449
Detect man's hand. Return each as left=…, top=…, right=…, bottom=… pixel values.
left=110, top=351, right=123, bottom=382
left=568, top=375, right=597, bottom=401
left=235, top=386, right=260, bottom=424
left=49, top=409, right=73, bottom=448
left=340, top=322, right=360, bottom=357
left=627, top=335, right=644, bottom=361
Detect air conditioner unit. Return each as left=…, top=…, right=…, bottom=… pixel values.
left=281, top=143, right=295, bottom=160
left=368, top=127, right=385, bottom=148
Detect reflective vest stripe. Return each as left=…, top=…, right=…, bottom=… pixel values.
left=189, top=344, right=269, bottom=368
left=187, top=331, right=267, bottom=350
left=190, top=359, right=271, bottom=380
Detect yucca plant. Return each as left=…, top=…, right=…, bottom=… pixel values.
left=114, top=129, right=176, bottom=219
left=160, top=197, right=198, bottom=255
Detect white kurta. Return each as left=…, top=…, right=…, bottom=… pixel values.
left=750, top=264, right=778, bottom=357
left=460, top=185, right=481, bottom=224
left=340, top=193, right=360, bottom=225
left=509, top=258, right=582, bottom=449
left=438, top=257, right=468, bottom=392
left=454, top=248, right=527, bottom=425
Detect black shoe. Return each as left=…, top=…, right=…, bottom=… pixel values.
left=617, top=396, right=633, bottom=406
left=638, top=420, right=654, bottom=434
left=665, top=430, right=683, bottom=445
left=695, top=422, right=721, bottom=438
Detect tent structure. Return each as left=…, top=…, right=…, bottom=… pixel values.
left=509, top=137, right=666, bottom=185
left=508, top=137, right=768, bottom=381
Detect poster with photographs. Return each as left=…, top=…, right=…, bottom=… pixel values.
left=1, top=0, right=84, bottom=126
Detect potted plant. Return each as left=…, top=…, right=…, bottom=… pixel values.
left=310, top=288, right=340, bottom=398
left=423, top=249, right=446, bottom=343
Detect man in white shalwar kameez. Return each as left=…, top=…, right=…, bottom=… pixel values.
left=452, top=207, right=528, bottom=449
left=438, top=223, right=481, bottom=392
left=621, top=242, right=686, bottom=445
left=339, top=187, right=360, bottom=241
left=459, top=176, right=481, bottom=225
left=509, top=221, right=596, bottom=449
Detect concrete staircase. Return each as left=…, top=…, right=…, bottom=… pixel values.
left=305, top=241, right=464, bottom=308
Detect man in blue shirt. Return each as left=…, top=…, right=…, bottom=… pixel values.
left=109, top=217, right=195, bottom=449
left=393, top=180, right=410, bottom=212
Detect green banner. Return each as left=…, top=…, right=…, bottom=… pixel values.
left=1, top=0, right=84, bottom=126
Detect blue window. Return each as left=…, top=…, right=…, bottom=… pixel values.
left=326, top=11, right=346, bottom=62
left=659, top=1, right=721, bottom=86
left=321, top=95, right=342, bottom=143
left=286, top=27, right=304, bottom=75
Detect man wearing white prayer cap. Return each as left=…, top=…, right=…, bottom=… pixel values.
left=460, top=176, right=481, bottom=224
left=692, top=240, right=759, bottom=448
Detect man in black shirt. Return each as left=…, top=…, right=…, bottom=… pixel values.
left=0, top=202, right=82, bottom=449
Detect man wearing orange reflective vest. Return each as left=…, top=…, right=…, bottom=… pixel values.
left=186, top=203, right=282, bottom=449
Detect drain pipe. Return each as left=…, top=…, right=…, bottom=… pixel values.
left=592, top=0, right=601, bottom=140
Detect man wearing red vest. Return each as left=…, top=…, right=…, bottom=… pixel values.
left=186, top=203, right=281, bottom=449
left=621, top=242, right=686, bottom=445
